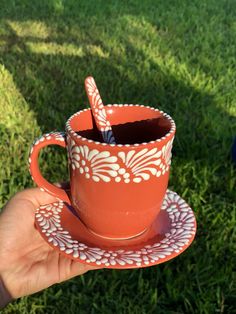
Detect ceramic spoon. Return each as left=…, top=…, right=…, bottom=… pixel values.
left=85, top=76, right=116, bottom=144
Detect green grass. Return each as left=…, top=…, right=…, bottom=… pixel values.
left=0, top=0, right=236, bottom=313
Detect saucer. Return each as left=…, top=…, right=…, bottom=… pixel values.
left=35, top=190, right=197, bottom=269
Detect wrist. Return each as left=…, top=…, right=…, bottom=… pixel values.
left=0, top=276, right=12, bottom=309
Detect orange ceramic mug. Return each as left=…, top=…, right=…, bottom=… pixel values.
left=29, top=104, right=176, bottom=239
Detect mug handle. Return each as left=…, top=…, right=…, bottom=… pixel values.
left=29, top=132, right=70, bottom=204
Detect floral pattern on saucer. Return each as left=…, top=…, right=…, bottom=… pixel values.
left=35, top=190, right=196, bottom=268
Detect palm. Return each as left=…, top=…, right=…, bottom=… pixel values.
left=0, top=188, right=96, bottom=299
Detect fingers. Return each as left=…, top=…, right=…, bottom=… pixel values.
left=5, top=182, right=70, bottom=212
left=55, top=256, right=101, bottom=284
left=11, top=187, right=61, bottom=210
left=67, top=261, right=101, bottom=280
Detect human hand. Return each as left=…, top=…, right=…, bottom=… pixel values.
left=0, top=187, right=98, bottom=305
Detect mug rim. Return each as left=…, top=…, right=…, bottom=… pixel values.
left=65, top=104, right=176, bottom=148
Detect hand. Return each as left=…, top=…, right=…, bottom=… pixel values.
left=0, top=187, right=98, bottom=303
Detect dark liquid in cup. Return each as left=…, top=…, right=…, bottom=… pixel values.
left=76, top=117, right=171, bottom=144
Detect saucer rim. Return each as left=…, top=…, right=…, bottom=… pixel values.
left=35, top=190, right=197, bottom=269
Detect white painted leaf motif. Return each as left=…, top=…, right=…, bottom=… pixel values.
left=97, top=108, right=110, bottom=126
left=133, top=177, right=142, bottom=183
left=92, top=173, right=111, bottom=182
left=88, top=149, right=99, bottom=161
left=85, top=77, right=115, bottom=144
left=89, top=149, right=119, bottom=181
left=54, top=132, right=66, bottom=142
left=164, top=139, right=173, bottom=165
left=67, top=137, right=175, bottom=183
left=160, top=138, right=174, bottom=174
left=36, top=191, right=196, bottom=267
left=92, top=93, right=102, bottom=109
left=90, top=151, right=113, bottom=163
left=68, top=144, right=120, bottom=182
left=118, top=148, right=162, bottom=182
left=85, top=76, right=97, bottom=95
left=132, top=158, right=161, bottom=173
left=67, top=137, right=81, bottom=170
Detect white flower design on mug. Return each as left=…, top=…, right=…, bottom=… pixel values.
left=68, top=138, right=119, bottom=182
left=67, top=137, right=80, bottom=170
left=118, top=148, right=162, bottom=183
left=160, top=138, right=173, bottom=174
left=67, top=138, right=174, bottom=183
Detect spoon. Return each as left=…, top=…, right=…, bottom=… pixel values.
left=85, top=76, right=116, bottom=144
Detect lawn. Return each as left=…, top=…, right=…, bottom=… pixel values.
left=0, top=0, right=236, bottom=313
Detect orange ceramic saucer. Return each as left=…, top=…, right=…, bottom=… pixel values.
left=35, top=190, right=197, bottom=269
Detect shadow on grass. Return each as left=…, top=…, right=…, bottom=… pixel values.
left=0, top=15, right=234, bottom=166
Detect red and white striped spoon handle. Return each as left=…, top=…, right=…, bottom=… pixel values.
left=85, top=76, right=116, bottom=144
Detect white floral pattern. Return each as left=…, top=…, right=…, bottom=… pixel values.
left=118, top=148, right=162, bottom=183
left=67, top=139, right=174, bottom=183
left=85, top=77, right=116, bottom=144
left=159, top=138, right=173, bottom=174
left=29, top=132, right=66, bottom=174
left=29, top=132, right=174, bottom=184
left=67, top=138, right=119, bottom=182
left=35, top=190, right=196, bottom=268
left=31, top=132, right=65, bottom=149
left=67, top=137, right=80, bottom=170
